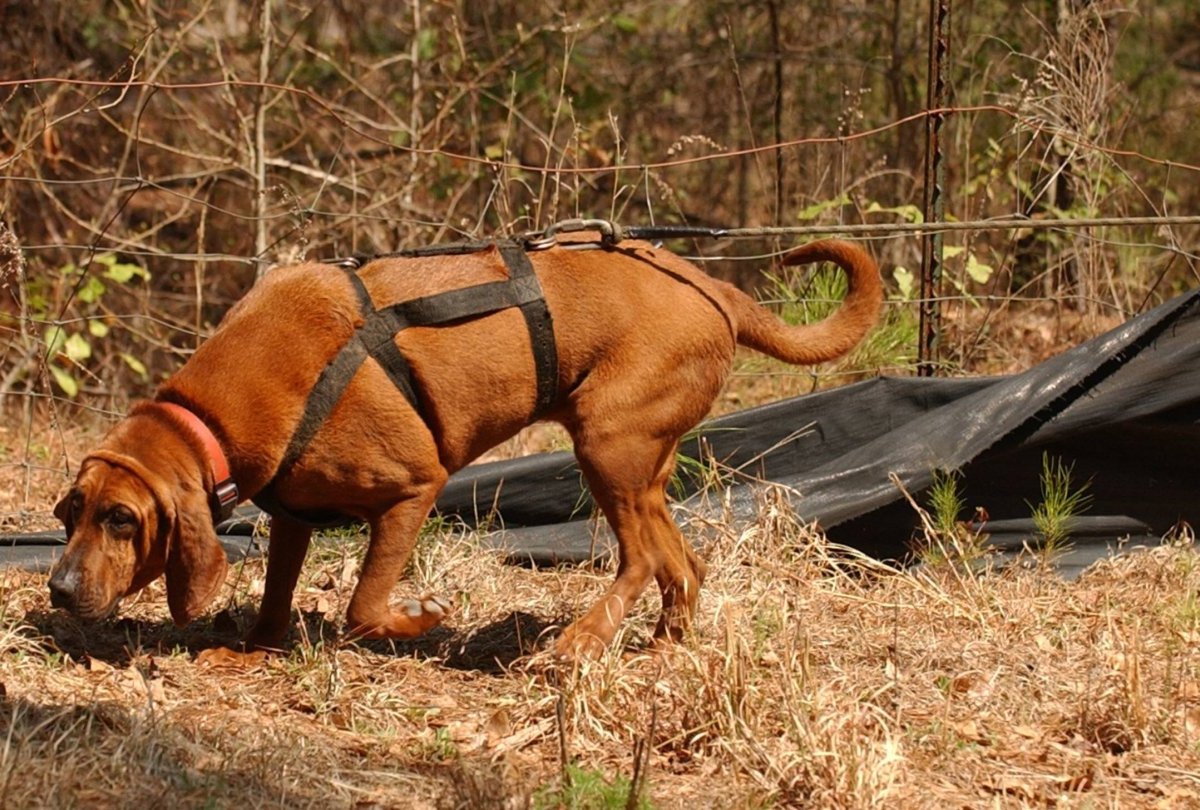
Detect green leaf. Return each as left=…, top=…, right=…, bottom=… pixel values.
left=865, top=201, right=924, bottom=223
left=120, top=352, right=148, bottom=380
left=103, top=263, right=148, bottom=284
left=796, top=193, right=851, bottom=222
left=92, top=252, right=148, bottom=283
left=77, top=275, right=107, bottom=304
left=893, top=266, right=915, bottom=301
left=612, top=13, right=639, bottom=33
left=417, top=29, right=437, bottom=61
left=965, top=253, right=994, bottom=285
left=106, top=263, right=148, bottom=283
left=87, top=320, right=109, bottom=338
left=49, top=365, right=79, bottom=398
left=63, top=332, right=92, bottom=362
left=43, top=325, right=67, bottom=355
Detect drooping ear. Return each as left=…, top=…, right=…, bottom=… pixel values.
left=53, top=491, right=76, bottom=535
left=164, top=486, right=228, bottom=627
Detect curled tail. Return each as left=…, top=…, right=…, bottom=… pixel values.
left=724, top=239, right=883, bottom=365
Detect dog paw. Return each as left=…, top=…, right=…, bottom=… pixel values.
left=400, top=593, right=453, bottom=620
left=350, top=593, right=453, bottom=640
left=552, top=626, right=609, bottom=662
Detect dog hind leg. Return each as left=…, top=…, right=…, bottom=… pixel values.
left=652, top=510, right=708, bottom=645
left=554, top=433, right=705, bottom=658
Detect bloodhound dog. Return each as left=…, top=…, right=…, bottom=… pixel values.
left=49, top=235, right=881, bottom=658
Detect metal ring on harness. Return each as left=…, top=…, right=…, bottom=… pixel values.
left=541, top=218, right=624, bottom=246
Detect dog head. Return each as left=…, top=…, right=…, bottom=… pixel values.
left=49, top=407, right=228, bottom=626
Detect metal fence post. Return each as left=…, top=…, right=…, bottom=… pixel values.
left=919, top=0, right=951, bottom=376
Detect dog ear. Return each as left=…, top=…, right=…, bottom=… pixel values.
left=164, top=486, right=228, bottom=627
left=53, top=491, right=75, bottom=535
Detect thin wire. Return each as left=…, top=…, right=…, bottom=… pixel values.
left=677, top=214, right=1200, bottom=241
left=23, top=214, right=1200, bottom=265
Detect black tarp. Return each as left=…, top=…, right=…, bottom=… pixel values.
left=6, top=288, right=1200, bottom=574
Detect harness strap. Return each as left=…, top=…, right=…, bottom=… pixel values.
left=500, top=243, right=559, bottom=416
left=359, top=309, right=425, bottom=414
left=252, top=241, right=558, bottom=527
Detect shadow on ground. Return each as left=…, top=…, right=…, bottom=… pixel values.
left=25, top=604, right=563, bottom=674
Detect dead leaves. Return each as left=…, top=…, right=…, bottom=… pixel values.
left=195, top=646, right=269, bottom=670
left=80, top=655, right=167, bottom=704
left=983, top=768, right=1095, bottom=803
left=422, top=699, right=554, bottom=759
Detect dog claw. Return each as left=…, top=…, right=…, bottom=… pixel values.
left=400, top=593, right=452, bottom=619
left=424, top=595, right=453, bottom=614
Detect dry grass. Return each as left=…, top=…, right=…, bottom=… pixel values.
left=0, top=486, right=1198, bottom=808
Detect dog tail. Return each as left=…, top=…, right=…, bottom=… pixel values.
left=725, top=239, right=883, bottom=365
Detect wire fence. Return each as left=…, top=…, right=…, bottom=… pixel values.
left=3, top=82, right=1200, bottom=403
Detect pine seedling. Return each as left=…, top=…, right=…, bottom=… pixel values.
left=1029, top=453, right=1092, bottom=559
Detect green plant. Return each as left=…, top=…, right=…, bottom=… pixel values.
left=533, top=763, right=652, bottom=810
left=670, top=428, right=737, bottom=501
left=1170, top=589, right=1200, bottom=639
left=431, top=727, right=458, bottom=761
left=762, top=258, right=918, bottom=374
left=1028, top=453, right=1093, bottom=558
left=764, top=261, right=846, bottom=327
left=928, top=468, right=966, bottom=541
left=918, top=469, right=988, bottom=566
left=40, top=253, right=150, bottom=397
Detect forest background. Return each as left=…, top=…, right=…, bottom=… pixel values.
left=3, top=0, right=1200, bottom=413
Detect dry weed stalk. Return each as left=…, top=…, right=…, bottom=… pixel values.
left=1008, top=0, right=1141, bottom=316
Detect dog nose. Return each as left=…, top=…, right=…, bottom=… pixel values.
left=48, top=567, right=79, bottom=611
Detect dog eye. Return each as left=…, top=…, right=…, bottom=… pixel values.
left=106, top=508, right=137, bottom=533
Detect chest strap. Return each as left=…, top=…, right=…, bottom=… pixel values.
left=252, top=241, right=558, bottom=527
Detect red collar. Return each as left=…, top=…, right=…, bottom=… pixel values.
left=156, top=402, right=240, bottom=523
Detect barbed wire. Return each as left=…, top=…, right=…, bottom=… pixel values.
left=695, top=215, right=1200, bottom=239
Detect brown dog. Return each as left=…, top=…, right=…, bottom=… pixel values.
left=49, top=236, right=881, bottom=657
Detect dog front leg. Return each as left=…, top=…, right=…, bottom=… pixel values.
left=345, top=487, right=450, bottom=640
left=243, top=514, right=312, bottom=650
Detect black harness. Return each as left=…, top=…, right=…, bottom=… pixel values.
left=252, top=239, right=558, bottom=527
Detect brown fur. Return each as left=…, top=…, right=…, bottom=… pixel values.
left=50, top=238, right=882, bottom=657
